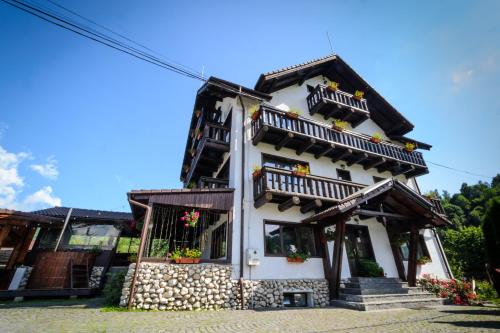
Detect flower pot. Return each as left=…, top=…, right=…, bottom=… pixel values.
left=285, top=112, right=299, bottom=120
left=332, top=125, right=344, bottom=132
left=287, top=257, right=305, bottom=263
left=175, top=258, right=201, bottom=264
left=404, top=148, right=414, bottom=153
left=252, top=170, right=262, bottom=179
left=292, top=171, right=307, bottom=177
left=251, top=111, right=261, bottom=121
left=370, top=137, right=382, bottom=144
left=327, top=86, right=338, bottom=92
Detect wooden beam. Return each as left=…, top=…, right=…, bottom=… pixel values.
left=296, top=138, right=316, bottom=156
left=387, top=224, right=407, bottom=281
left=275, top=132, right=294, bottom=151
left=15, top=227, right=37, bottom=265
left=0, top=225, right=12, bottom=248
left=378, top=162, right=400, bottom=174
left=342, top=108, right=356, bottom=122
left=347, top=153, right=368, bottom=166
left=254, top=192, right=273, bottom=209
left=331, top=149, right=353, bottom=163
left=252, top=125, right=269, bottom=145
left=324, top=105, right=342, bottom=120
left=351, top=114, right=369, bottom=128
left=354, top=209, right=412, bottom=220
left=407, top=223, right=419, bottom=287
left=278, top=196, right=300, bottom=212
left=6, top=227, right=29, bottom=270
left=331, top=218, right=347, bottom=299
left=315, top=143, right=335, bottom=159
left=363, top=157, right=387, bottom=170
left=392, top=165, right=415, bottom=177
left=300, top=199, right=322, bottom=214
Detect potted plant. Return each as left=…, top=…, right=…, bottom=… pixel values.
left=332, top=119, right=349, bottom=132
left=249, top=106, right=261, bottom=121
left=286, top=245, right=310, bottom=263
left=327, top=81, right=340, bottom=92
left=292, top=164, right=310, bottom=177
left=370, top=133, right=383, bottom=144
left=404, top=142, right=416, bottom=153
left=285, top=108, right=301, bottom=120
left=171, top=247, right=202, bottom=264
left=353, top=90, right=365, bottom=100
left=417, top=256, right=432, bottom=265
left=252, top=166, right=262, bottom=179
left=180, top=210, right=200, bottom=228
left=324, top=228, right=336, bottom=242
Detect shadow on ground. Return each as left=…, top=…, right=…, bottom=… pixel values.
left=0, top=297, right=105, bottom=309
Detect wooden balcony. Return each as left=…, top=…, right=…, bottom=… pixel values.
left=197, top=177, right=229, bottom=189
left=307, top=84, right=370, bottom=127
left=252, top=106, right=428, bottom=178
left=253, top=166, right=366, bottom=213
left=185, top=123, right=230, bottom=184
left=429, top=198, right=446, bottom=216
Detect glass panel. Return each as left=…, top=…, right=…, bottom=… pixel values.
left=265, top=224, right=282, bottom=255
left=400, top=242, right=410, bottom=261
left=296, top=227, right=316, bottom=256
left=294, top=293, right=307, bottom=307
left=282, top=225, right=297, bottom=254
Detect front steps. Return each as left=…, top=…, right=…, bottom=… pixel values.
left=331, top=277, right=443, bottom=311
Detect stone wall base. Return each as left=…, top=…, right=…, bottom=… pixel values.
left=120, top=262, right=329, bottom=310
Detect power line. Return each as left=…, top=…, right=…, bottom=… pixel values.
left=427, top=161, right=494, bottom=180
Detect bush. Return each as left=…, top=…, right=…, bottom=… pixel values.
left=418, top=274, right=476, bottom=305
left=482, top=197, right=500, bottom=295
left=102, top=271, right=126, bottom=306
left=475, top=280, right=498, bottom=301
left=358, top=259, right=384, bottom=277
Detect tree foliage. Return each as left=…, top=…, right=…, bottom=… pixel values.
left=482, top=197, right=500, bottom=294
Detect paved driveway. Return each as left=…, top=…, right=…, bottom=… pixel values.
left=0, top=300, right=499, bottom=332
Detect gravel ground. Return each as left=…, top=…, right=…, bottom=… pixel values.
left=0, top=299, right=498, bottom=333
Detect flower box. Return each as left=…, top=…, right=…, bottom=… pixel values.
left=252, top=169, right=262, bottom=179
left=292, top=171, right=307, bottom=177
left=285, top=112, right=299, bottom=120
left=174, top=258, right=201, bottom=264
left=332, top=125, right=344, bottom=132
left=370, top=137, right=382, bottom=144
left=251, top=110, right=261, bottom=121
left=327, top=82, right=339, bottom=92
left=287, top=257, right=305, bottom=263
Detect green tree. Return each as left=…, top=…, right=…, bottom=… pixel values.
left=442, top=226, right=486, bottom=279
left=482, top=197, right=500, bottom=295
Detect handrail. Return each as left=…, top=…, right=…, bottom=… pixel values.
left=198, top=177, right=229, bottom=189
left=307, top=84, right=369, bottom=114
left=252, top=106, right=426, bottom=168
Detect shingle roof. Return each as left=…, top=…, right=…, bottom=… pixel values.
left=261, top=54, right=337, bottom=76
left=32, top=207, right=132, bottom=221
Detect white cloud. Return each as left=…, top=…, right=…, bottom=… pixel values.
left=0, top=145, right=62, bottom=211
left=451, top=69, right=474, bottom=85
left=30, top=157, right=59, bottom=180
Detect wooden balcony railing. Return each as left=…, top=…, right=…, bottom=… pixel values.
left=253, top=166, right=366, bottom=212
left=252, top=106, right=427, bottom=178
left=307, top=84, right=370, bottom=127
left=198, top=177, right=229, bottom=189
left=429, top=198, right=446, bottom=216
left=185, top=123, right=230, bottom=184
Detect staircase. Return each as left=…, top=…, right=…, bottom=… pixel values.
left=331, top=277, right=443, bottom=311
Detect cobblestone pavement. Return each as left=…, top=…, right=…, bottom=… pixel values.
left=0, top=300, right=499, bottom=333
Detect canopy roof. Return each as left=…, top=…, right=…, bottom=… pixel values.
left=33, top=206, right=132, bottom=222
left=301, top=179, right=450, bottom=228
left=0, top=208, right=59, bottom=227
left=255, top=54, right=416, bottom=136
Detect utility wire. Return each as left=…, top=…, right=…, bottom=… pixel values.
left=427, top=161, right=494, bottom=180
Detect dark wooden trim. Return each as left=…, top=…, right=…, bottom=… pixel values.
left=407, top=223, right=419, bottom=287
left=276, top=132, right=294, bottom=151
left=226, top=210, right=233, bottom=264
left=278, top=196, right=300, bottom=212
left=300, top=199, right=322, bottom=214
left=262, top=220, right=321, bottom=258
left=6, top=227, right=30, bottom=269
left=387, top=224, right=407, bottom=281
left=347, top=153, right=368, bottom=166
left=331, top=149, right=353, bottom=163
left=0, top=225, right=12, bottom=248
left=331, top=218, right=347, bottom=299
left=315, top=143, right=335, bottom=159
left=296, top=138, right=316, bottom=155
left=254, top=192, right=273, bottom=209
left=354, top=209, right=413, bottom=220
left=363, top=157, right=387, bottom=170
left=252, top=125, right=269, bottom=145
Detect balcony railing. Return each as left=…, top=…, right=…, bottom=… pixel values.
left=251, top=106, right=427, bottom=178
left=307, top=84, right=370, bottom=127
left=185, top=123, right=230, bottom=184
left=198, top=177, right=229, bottom=189
left=253, top=166, right=366, bottom=212
left=429, top=198, right=446, bottom=216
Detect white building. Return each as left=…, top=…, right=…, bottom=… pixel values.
left=124, top=55, right=452, bottom=310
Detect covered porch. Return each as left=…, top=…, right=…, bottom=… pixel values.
left=302, top=179, right=450, bottom=300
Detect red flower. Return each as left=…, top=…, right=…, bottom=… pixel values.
left=184, top=223, right=189, bottom=228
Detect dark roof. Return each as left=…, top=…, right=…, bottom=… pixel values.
left=301, top=179, right=449, bottom=227
left=32, top=207, right=132, bottom=222
left=254, top=54, right=415, bottom=136
left=0, top=208, right=59, bottom=226
left=203, top=76, right=272, bottom=102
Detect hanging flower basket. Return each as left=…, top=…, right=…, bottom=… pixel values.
left=180, top=210, right=200, bottom=228
left=175, top=258, right=201, bottom=264
left=287, top=257, right=305, bottom=263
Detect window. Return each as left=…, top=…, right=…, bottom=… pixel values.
left=262, top=154, right=309, bottom=172
left=210, top=223, right=227, bottom=259
left=283, top=292, right=308, bottom=307
left=399, top=234, right=430, bottom=261
left=116, top=237, right=140, bottom=254
left=264, top=222, right=318, bottom=256
left=336, top=169, right=351, bottom=182
left=373, top=176, right=385, bottom=184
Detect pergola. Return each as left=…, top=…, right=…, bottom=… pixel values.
left=301, top=179, right=450, bottom=299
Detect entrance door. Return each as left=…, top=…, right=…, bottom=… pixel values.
left=345, top=225, right=376, bottom=277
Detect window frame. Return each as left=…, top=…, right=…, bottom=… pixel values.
left=263, top=220, right=321, bottom=258
left=261, top=153, right=310, bottom=172
left=336, top=169, right=352, bottom=182
left=399, top=234, right=431, bottom=261
left=373, top=176, right=386, bottom=184
left=210, top=222, right=227, bottom=259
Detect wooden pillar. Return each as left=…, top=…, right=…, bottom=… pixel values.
left=15, top=227, right=37, bottom=265
left=0, top=225, right=12, bottom=248
left=318, top=226, right=332, bottom=281
left=6, top=227, right=30, bottom=269
left=387, top=224, right=406, bottom=281
left=407, top=223, right=419, bottom=287
left=331, top=218, right=347, bottom=299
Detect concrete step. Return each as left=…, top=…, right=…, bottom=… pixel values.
left=331, top=297, right=443, bottom=311
left=340, top=291, right=437, bottom=303
left=340, top=286, right=423, bottom=295
left=343, top=282, right=408, bottom=289
left=347, top=277, right=402, bottom=284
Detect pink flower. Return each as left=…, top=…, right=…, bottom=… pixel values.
left=184, top=223, right=189, bottom=228
left=180, top=217, right=185, bottom=221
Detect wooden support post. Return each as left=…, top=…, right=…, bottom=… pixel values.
left=331, top=218, right=347, bottom=299
left=15, top=227, right=37, bottom=265
left=54, top=208, right=73, bottom=252
left=275, top=132, right=294, bottom=151
left=363, top=157, right=386, bottom=170
left=324, top=105, right=342, bottom=120
left=387, top=225, right=407, bottom=281
left=252, top=125, right=268, bottom=145
left=254, top=192, right=273, bottom=209
left=0, top=225, right=12, bottom=248
left=300, top=199, right=322, bottom=214
left=331, top=149, right=353, bottom=163
left=296, top=138, right=316, bottom=155
left=315, top=143, right=335, bottom=159
left=6, top=227, right=30, bottom=270
left=351, top=114, right=369, bottom=128
left=407, top=223, right=419, bottom=287
left=347, top=153, right=368, bottom=166
left=278, top=196, right=300, bottom=212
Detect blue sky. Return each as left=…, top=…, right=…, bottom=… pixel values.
left=0, top=0, right=499, bottom=212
